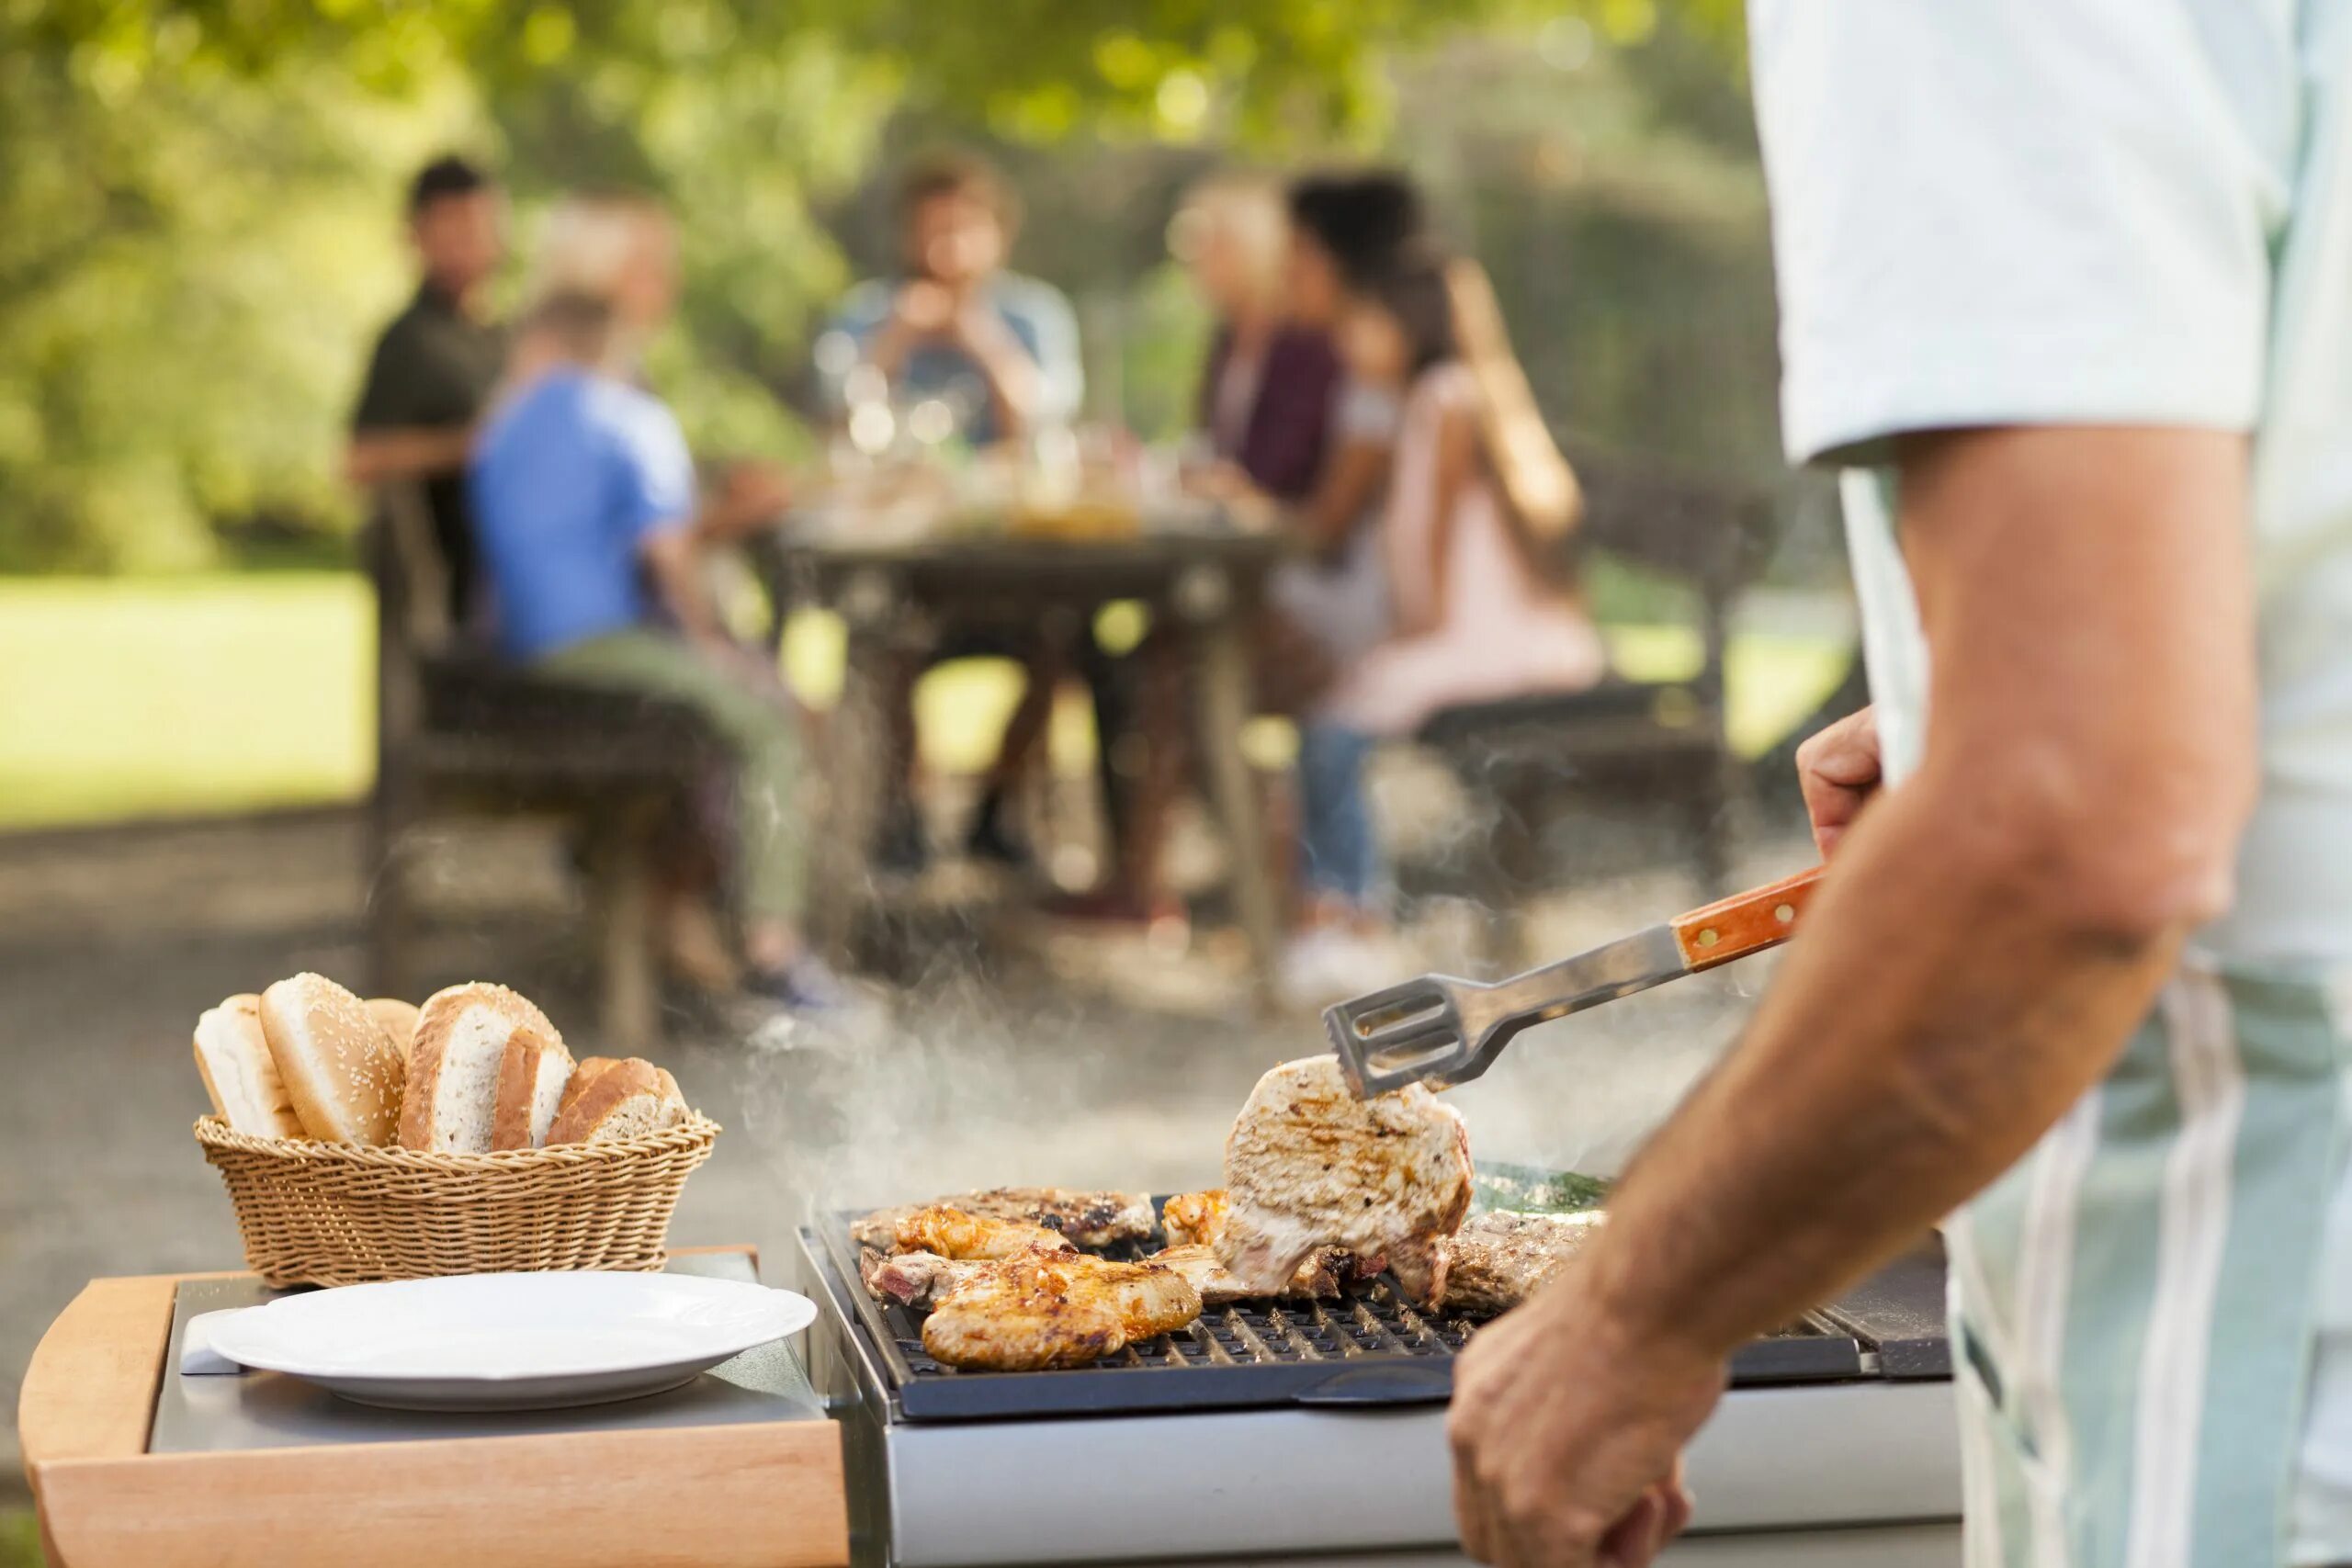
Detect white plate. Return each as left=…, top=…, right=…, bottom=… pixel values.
left=205, top=1271, right=817, bottom=1412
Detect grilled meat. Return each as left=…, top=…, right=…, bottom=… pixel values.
left=1149, top=1243, right=1346, bottom=1304
left=1162, top=1189, right=1382, bottom=1290
left=888, top=1204, right=1077, bottom=1262
left=861, top=1248, right=989, bottom=1309
left=853, top=1187, right=1154, bottom=1250
left=1160, top=1189, right=1232, bottom=1247
left=1218, top=1055, right=1473, bottom=1306
left=920, top=1254, right=1204, bottom=1371
left=1442, top=1210, right=1607, bottom=1315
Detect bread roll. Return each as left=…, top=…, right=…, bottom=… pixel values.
left=401, top=982, right=564, bottom=1154
left=193, top=994, right=305, bottom=1139
left=259, top=973, right=405, bottom=1145
left=365, top=998, right=422, bottom=1068
left=491, top=1026, right=576, bottom=1151
left=546, top=1057, right=688, bottom=1145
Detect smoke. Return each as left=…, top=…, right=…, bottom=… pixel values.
left=1441, top=963, right=1761, bottom=1179
left=725, top=933, right=1251, bottom=1224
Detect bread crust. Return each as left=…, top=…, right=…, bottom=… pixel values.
left=194, top=993, right=306, bottom=1139
left=400, top=982, right=560, bottom=1152
left=555, top=1056, right=620, bottom=1120
left=258, top=974, right=405, bottom=1145
left=491, top=1027, right=547, bottom=1152
left=546, top=1057, right=683, bottom=1145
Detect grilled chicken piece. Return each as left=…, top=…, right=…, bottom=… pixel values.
left=920, top=1254, right=1204, bottom=1371
left=854, top=1188, right=1154, bottom=1250
left=1160, top=1189, right=1233, bottom=1248
left=861, top=1248, right=989, bottom=1309
left=888, top=1204, right=1077, bottom=1261
left=1442, top=1211, right=1607, bottom=1315
left=1217, top=1055, right=1473, bottom=1307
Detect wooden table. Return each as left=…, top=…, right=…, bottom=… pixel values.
left=18, top=1247, right=847, bottom=1568
left=753, top=524, right=1289, bottom=1006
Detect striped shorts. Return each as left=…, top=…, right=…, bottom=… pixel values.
left=1949, top=958, right=2351, bottom=1567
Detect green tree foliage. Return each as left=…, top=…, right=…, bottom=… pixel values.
left=0, top=0, right=1745, bottom=572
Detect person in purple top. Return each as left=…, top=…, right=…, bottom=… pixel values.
left=1174, top=174, right=1344, bottom=505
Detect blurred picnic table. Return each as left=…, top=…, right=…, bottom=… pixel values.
left=749, top=501, right=1289, bottom=1003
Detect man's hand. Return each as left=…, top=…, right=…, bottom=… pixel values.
left=1450, top=1268, right=1716, bottom=1567
left=890, top=279, right=959, bottom=337
left=1795, top=705, right=1882, bottom=859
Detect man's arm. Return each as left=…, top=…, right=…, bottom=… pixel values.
left=1593, top=424, right=2256, bottom=1354
left=1448, top=425, right=2258, bottom=1564
left=344, top=426, right=474, bottom=488
left=639, top=525, right=727, bottom=646
left=944, top=304, right=1044, bottom=442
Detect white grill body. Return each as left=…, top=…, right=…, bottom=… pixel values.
left=801, top=1235, right=1962, bottom=1566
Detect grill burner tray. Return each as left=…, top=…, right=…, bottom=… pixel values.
left=815, top=1204, right=1908, bottom=1422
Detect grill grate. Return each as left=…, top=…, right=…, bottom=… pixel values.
left=814, top=1207, right=1878, bottom=1422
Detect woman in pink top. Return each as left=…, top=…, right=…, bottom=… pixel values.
left=1286, top=248, right=1603, bottom=995
left=1322, top=254, right=1603, bottom=732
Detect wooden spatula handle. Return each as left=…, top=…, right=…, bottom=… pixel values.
left=1669, top=866, right=1825, bottom=971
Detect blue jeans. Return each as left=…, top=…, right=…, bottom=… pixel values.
left=1297, top=721, right=1384, bottom=909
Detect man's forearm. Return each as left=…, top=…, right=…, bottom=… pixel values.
left=1582, top=426, right=2255, bottom=1363
left=960, top=328, right=1040, bottom=443
left=1586, top=765, right=2183, bottom=1363
left=345, top=427, right=472, bottom=487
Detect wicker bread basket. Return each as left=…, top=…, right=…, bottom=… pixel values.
left=195, top=1113, right=720, bottom=1288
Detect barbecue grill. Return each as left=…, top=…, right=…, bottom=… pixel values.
left=798, top=1203, right=1963, bottom=1566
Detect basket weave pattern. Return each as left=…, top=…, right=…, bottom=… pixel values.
left=195, top=1114, right=720, bottom=1287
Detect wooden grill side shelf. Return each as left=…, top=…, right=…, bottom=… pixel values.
left=18, top=1250, right=849, bottom=1568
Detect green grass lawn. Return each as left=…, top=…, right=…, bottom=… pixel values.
left=0, top=575, right=1850, bottom=831
left=0, top=1506, right=36, bottom=1568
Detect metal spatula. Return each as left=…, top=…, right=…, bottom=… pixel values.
left=1326, top=866, right=1824, bottom=1097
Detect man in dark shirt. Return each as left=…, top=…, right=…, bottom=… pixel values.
left=346, top=154, right=507, bottom=623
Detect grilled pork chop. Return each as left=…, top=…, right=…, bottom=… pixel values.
left=888, top=1205, right=1077, bottom=1261
left=1149, top=1243, right=1346, bottom=1304
left=919, top=1254, right=1204, bottom=1371
left=1442, top=1210, right=1607, bottom=1315
left=1159, top=1190, right=1372, bottom=1296
left=1217, top=1055, right=1473, bottom=1306
left=854, top=1188, right=1154, bottom=1250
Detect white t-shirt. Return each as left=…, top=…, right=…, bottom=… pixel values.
left=1749, top=0, right=2352, bottom=1555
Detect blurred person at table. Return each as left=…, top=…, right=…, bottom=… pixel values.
left=469, top=207, right=842, bottom=1016
left=1064, top=171, right=1426, bottom=931
left=816, top=149, right=1083, bottom=449
left=1285, top=245, right=1603, bottom=1003
left=815, top=152, right=1086, bottom=873
left=1172, top=173, right=1343, bottom=504
left=1056, top=174, right=1350, bottom=925
left=345, top=153, right=507, bottom=627
left=1260, top=170, right=1430, bottom=686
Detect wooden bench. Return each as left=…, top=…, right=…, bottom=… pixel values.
left=365, top=484, right=720, bottom=1048
left=1412, top=445, right=1777, bottom=967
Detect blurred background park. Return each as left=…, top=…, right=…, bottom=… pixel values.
left=0, top=0, right=1849, bottom=831
left=0, top=0, right=1855, bottom=1549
